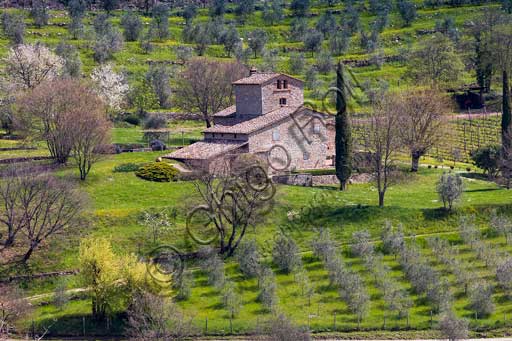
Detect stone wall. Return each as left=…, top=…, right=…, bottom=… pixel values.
left=261, top=76, right=304, bottom=115
left=273, top=174, right=313, bottom=186
left=247, top=109, right=330, bottom=172
left=235, top=85, right=263, bottom=117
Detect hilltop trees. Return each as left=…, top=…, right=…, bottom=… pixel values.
left=407, top=33, right=463, bottom=86
left=247, top=29, right=268, bottom=58
left=175, top=58, right=247, bottom=128
left=1, top=12, right=25, bottom=45
left=121, top=11, right=143, bottom=41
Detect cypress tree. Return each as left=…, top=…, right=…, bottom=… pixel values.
left=335, top=62, right=352, bottom=190
left=503, top=70, right=512, bottom=150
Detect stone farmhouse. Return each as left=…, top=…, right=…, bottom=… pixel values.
left=164, top=70, right=333, bottom=173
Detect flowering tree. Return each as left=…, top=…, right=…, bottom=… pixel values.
left=4, top=43, right=63, bottom=89
left=90, top=64, right=129, bottom=117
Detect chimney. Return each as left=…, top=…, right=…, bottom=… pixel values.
left=249, top=67, right=258, bottom=76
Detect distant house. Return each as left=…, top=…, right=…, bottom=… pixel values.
left=164, top=69, right=333, bottom=173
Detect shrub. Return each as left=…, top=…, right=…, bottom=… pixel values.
left=113, top=163, right=143, bottom=173
left=144, top=114, right=167, bottom=130
left=436, top=172, right=463, bottom=211
left=124, top=115, right=140, bottom=126
left=272, top=233, right=301, bottom=274
left=471, top=144, right=501, bottom=178
left=135, top=162, right=179, bottom=182
left=439, top=311, right=469, bottom=341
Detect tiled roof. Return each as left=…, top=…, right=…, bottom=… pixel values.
left=232, top=73, right=280, bottom=85
left=232, top=72, right=303, bottom=85
left=213, top=105, right=236, bottom=117
left=204, top=106, right=299, bottom=135
left=163, top=141, right=247, bottom=160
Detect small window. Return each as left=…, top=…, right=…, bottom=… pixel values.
left=272, top=129, right=280, bottom=141
left=303, top=152, right=310, bottom=160
left=313, top=123, right=321, bottom=134
left=279, top=98, right=287, bottom=106
left=277, top=80, right=282, bottom=89
left=234, top=134, right=237, bottom=139
left=283, top=80, right=288, bottom=89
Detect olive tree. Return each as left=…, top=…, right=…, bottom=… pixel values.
left=272, top=233, right=302, bottom=274
left=436, top=172, right=464, bottom=211
left=235, top=239, right=261, bottom=278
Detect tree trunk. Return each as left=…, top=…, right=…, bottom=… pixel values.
left=378, top=191, right=385, bottom=207
left=21, top=246, right=35, bottom=263
left=4, top=235, right=15, bottom=248
left=411, top=151, right=421, bottom=172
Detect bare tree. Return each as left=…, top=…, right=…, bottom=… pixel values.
left=263, top=313, right=310, bottom=341
left=361, top=96, right=401, bottom=207
left=394, top=89, right=450, bottom=172
left=439, top=311, right=469, bottom=341
left=175, top=58, right=247, bottom=128
left=0, top=285, right=31, bottom=338
left=0, top=170, right=85, bottom=263
left=126, top=291, right=194, bottom=340
left=16, top=79, right=110, bottom=172
left=68, top=82, right=111, bottom=180
left=188, top=160, right=275, bottom=257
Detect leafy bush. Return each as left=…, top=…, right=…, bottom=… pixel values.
left=113, top=163, right=143, bottom=173
left=124, top=114, right=140, bottom=126
left=470, top=144, right=501, bottom=178
left=135, top=162, right=179, bottom=182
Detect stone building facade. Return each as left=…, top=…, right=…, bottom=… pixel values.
left=164, top=71, right=332, bottom=174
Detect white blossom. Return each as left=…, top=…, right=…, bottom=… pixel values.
left=4, top=43, right=63, bottom=89
left=90, top=64, right=129, bottom=112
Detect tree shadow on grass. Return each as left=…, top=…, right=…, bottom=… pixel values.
left=36, top=312, right=126, bottom=337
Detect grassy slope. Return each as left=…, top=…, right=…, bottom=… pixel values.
left=9, top=149, right=512, bottom=337
left=0, top=2, right=498, bottom=112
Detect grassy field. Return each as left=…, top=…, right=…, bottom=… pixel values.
left=3, top=146, right=510, bottom=338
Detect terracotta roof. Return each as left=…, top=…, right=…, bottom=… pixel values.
left=204, top=106, right=299, bottom=135
left=213, top=105, right=236, bottom=117
left=163, top=141, right=247, bottom=160
left=232, top=73, right=280, bottom=85
left=232, top=72, right=303, bottom=85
